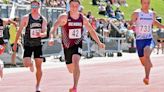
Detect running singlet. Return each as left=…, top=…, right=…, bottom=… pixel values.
left=24, top=14, right=43, bottom=46
left=0, top=19, right=3, bottom=38
left=62, top=12, right=83, bottom=48
left=9, top=24, right=17, bottom=44
left=135, top=9, right=154, bottom=40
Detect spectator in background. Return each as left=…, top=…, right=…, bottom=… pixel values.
left=92, top=0, right=98, bottom=5
left=118, top=20, right=128, bottom=33
left=156, top=28, right=164, bottom=54
left=156, top=15, right=163, bottom=54
left=98, top=3, right=106, bottom=15
left=86, top=11, right=92, bottom=19
left=79, top=5, right=84, bottom=13
left=49, top=0, right=58, bottom=7
left=103, top=20, right=111, bottom=40
left=46, top=0, right=66, bottom=7
left=58, top=0, right=66, bottom=7
left=115, top=7, right=124, bottom=20
left=118, top=0, right=128, bottom=7
left=106, top=2, right=115, bottom=18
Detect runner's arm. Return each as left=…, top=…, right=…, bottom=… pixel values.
left=14, top=16, right=28, bottom=44
left=127, top=12, right=138, bottom=30
left=153, top=13, right=164, bottom=29
left=83, top=16, right=102, bottom=45
left=49, top=14, right=67, bottom=40
left=3, top=18, right=17, bottom=26
left=40, top=17, right=47, bottom=38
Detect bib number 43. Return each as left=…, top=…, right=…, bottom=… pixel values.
left=30, top=29, right=41, bottom=38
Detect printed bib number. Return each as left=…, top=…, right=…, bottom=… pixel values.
left=78, top=47, right=82, bottom=54
left=69, top=29, right=81, bottom=39
left=0, top=30, right=3, bottom=38
left=30, top=29, right=41, bottom=38
left=0, top=26, right=3, bottom=38
left=139, top=25, right=151, bottom=33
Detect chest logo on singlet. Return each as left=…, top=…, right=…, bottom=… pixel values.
left=30, top=23, right=42, bottom=38
left=68, top=22, right=82, bottom=26
left=30, top=23, right=41, bottom=28
left=69, top=28, right=81, bottom=39
left=0, top=26, right=3, bottom=37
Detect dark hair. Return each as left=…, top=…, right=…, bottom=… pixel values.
left=31, top=0, right=40, bottom=5
left=14, top=17, right=19, bottom=21
left=69, top=0, right=80, bottom=4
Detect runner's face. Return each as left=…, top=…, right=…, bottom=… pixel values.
left=141, top=0, right=150, bottom=10
left=31, top=2, right=40, bottom=13
left=70, top=2, right=80, bottom=13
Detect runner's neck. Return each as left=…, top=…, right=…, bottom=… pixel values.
left=69, top=11, right=80, bottom=20
left=141, top=8, right=149, bottom=14
left=31, top=13, right=40, bottom=20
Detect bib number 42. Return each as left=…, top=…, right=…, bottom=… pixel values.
left=69, top=29, right=81, bottom=39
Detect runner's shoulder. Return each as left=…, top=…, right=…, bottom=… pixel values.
left=22, top=14, right=30, bottom=21
left=59, top=12, right=68, bottom=20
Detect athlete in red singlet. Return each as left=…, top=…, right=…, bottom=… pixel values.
left=48, top=0, right=105, bottom=92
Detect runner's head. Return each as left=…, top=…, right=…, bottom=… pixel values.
left=69, top=0, right=80, bottom=13
left=141, top=0, right=150, bottom=11
left=31, top=0, right=40, bottom=13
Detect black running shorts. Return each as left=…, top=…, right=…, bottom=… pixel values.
left=23, top=45, right=43, bottom=58
left=64, top=44, right=82, bottom=64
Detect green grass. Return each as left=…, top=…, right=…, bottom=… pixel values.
left=82, top=0, right=164, bottom=21
left=81, top=1, right=106, bottom=19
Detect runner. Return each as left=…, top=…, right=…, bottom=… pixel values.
left=13, top=0, right=47, bottom=91
left=48, top=0, right=105, bottom=92
left=128, top=0, right=164, bottom=85
left=0, top=17, right=16, bottom=79
left=9, top=17, right=20, bottom=67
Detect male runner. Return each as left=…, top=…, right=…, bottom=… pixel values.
left=48, top=0, right=105, bottom=92
left=129, top=0, right=164, bottom=85
left=13, top=0, right=47, bottom=91
left=0, top=17, right=16, bottom=79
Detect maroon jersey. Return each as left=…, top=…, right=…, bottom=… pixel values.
left=62, top=12, right=83, bottom=48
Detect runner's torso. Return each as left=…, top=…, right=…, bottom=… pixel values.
left=135, top=9, right=154, bottom=40
left=0, top=18, right=4, bottom=45
left=62, top=12, right=84, bottom=48
left=24, top=14, right=43, bottom=47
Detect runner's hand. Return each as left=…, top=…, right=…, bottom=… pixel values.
left=128, top=25, right=135, bottom=31
left=98, top=42, right=105, bottom=48
left=36, top=31, right=41, bottom=37
left=13, top=43, right=17, bottom=52
left=48, top=39, right=54, bottom=46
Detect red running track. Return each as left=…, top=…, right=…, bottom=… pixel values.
left=0, top=56, right=164, bottom=92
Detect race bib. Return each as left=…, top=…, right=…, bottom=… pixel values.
left=0, top=26, right=3, bottom=38
left=78, top=47, right=82, bottom=54
left=0, top=30, right=3, bottom=38
left=30, top=28, right=41, bottom=38
left=139, top=25, right=151, bottom=33
left=69, top=29, right=81, bottom=39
